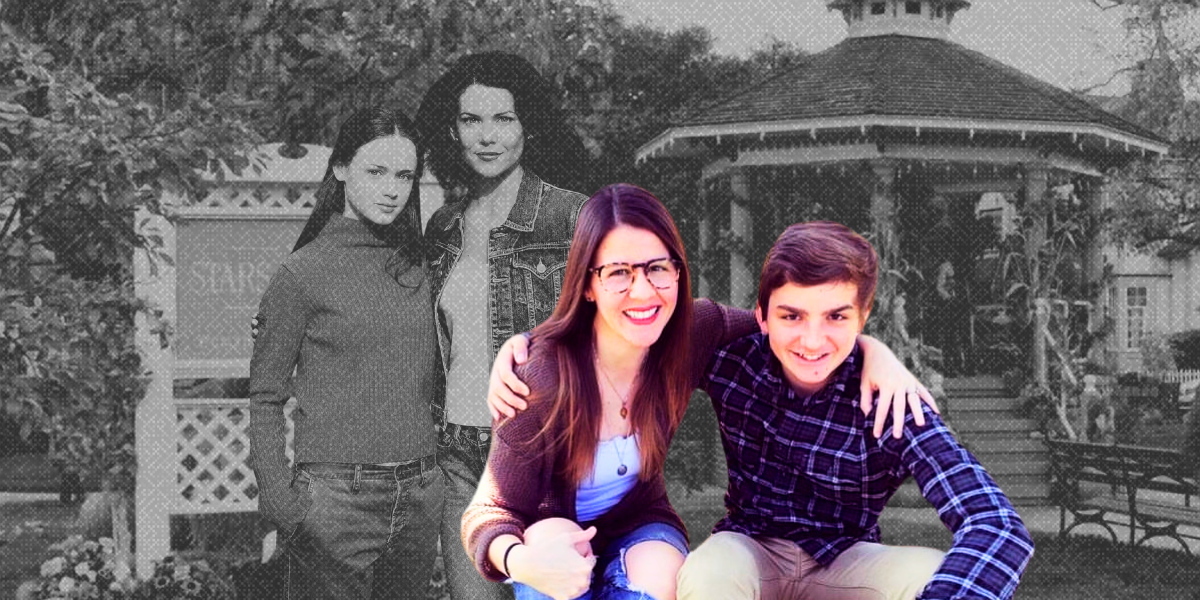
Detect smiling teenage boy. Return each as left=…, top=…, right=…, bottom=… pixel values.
left=677, top=221, right=1033, bottom=600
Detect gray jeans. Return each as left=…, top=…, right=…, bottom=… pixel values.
left=284, top=456, right=443, bottom=599
left=440, top=423, right=515, bottom=600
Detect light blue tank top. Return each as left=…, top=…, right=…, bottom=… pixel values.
left=575, top=434, right=640, bottom=522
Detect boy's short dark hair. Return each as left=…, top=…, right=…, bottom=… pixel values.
left=757, top=221, right=878, bottom=313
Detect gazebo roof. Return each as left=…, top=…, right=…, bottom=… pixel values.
left=637, top=34, right=1168, bottom=161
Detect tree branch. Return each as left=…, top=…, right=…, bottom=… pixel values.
left=1072, top=65, right=1137, bottom=94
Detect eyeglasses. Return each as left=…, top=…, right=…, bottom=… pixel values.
left=589, top=258, right=681, bottom=294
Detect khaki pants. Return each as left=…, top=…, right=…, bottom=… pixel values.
left=677, top=531, right=944, bottom=600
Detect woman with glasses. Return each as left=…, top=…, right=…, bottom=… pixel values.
left=462, top=185, right=937, bottom=600
left=461, top=184, right=736, bottom=600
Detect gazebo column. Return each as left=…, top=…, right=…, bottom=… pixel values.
left=697, top=179, right=713, bottom=298
left=1080, top=176, right=1107, bottom=285
left=1080, top=175, right=1108, bottom=368
left=866, top=159, right=901, bottom=337
left=1023, top=163, right=1051, bottom=388
left=728, top=169, right=756, bottom=308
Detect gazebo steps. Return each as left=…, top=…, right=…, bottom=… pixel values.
left=941, top=376, right=1051, bottom=503
left=946, top=396, right=1023, bottom=413
left=944, top=375, right=1006, bottom=393
left=974, top=456, right=1051, bottom=477
left=958, top=436, right=1046, bottom=454
left=947, top=415, right=1038, bottom=434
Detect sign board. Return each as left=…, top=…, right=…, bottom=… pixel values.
left=175, top=217, right=306, bottom=376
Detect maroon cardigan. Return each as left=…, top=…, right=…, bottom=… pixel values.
left=461, top=299, right=758, bottom=581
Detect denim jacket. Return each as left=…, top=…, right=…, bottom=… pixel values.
left=426, top=169, right=588, bottom=428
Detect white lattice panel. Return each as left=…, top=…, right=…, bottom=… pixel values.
left=174, top=398, right=295, bottom=514
left=194, top=184, right=319, bottom=213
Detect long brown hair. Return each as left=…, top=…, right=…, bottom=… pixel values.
left=522, top=184, right=694, bottom=486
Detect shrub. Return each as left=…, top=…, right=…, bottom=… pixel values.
left=1114, top=372, right=1180, bottom=417
left=1015, top=383, right=1056, bottom=431
left=1137, top=333, right=1178, bottom=376
left=1168, top=329, right=1200, bottom=369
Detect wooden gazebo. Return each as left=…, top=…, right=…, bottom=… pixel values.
left=637, top=0, right=1166, bottom=382
left=636, top=0, right=1169, bottom=503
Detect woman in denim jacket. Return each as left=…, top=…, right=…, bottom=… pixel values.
left=416, top=51, right=592, bottom=600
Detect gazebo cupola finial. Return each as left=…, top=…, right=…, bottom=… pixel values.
left=827, top=0, right=970, bottom=40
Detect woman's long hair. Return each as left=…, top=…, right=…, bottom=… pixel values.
left=523, top=184, right=694, bottom=486
left=293, top=107, right=425, bottom=283
left=415, top=51, right=588, bottom=196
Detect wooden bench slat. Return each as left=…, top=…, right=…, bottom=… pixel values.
left=1077, top=496, right=1128, bottom=513
left=1135, top=501, right=1200, bottom=526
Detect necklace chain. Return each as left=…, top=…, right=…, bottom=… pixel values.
left=594, top=351, right=631, bottom=420
left=612, top=435, right=631, bottom=477
left=594, top=345, right=634, bottom=475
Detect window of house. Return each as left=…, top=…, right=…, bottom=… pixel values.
left=1126, top=286, right=1148, bottom=349
left=935, top=6, right=945, bottom=18
left=871, top=2, right=887, bottom=15
left=906, top=1, right=922, bottom=14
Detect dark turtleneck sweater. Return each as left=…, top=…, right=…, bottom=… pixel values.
left=249, top=215, right=441, bottom=527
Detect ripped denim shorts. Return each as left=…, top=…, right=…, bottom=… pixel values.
left=511, top=521, right=688, bottom=600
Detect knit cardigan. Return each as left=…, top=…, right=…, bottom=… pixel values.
left=461, top=299, right=758, bottom=581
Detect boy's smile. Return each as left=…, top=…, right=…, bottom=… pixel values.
left=756, top=281, right=869, bottom=396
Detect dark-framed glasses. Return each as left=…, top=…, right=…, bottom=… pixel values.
left=589, top=258, right=681, bottom=294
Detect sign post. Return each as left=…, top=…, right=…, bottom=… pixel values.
left=131, top=144, right=326, bottom=575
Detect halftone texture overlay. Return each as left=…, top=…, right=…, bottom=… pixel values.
left=5, top=1, right=1198, bottom=599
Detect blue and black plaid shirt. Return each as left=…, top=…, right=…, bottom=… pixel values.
left=703, top=334, right=1034, bottom=600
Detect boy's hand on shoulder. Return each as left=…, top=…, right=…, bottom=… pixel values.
left=862, top=381, right=939, bottom=439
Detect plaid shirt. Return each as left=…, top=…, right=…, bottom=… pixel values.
left=704, top=334, right=1034, bottom=600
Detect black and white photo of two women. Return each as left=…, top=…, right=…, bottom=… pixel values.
left=3, top=1, right=1199, bottom=600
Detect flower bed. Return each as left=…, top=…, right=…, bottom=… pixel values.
left=25, top=536, right=233, bottom=600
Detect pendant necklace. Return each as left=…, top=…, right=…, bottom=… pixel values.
left=595, top=353, right=631, bottom=420
left=595, top=350, right=632, bottom=475
left=612, top=436, right=631, bottom=477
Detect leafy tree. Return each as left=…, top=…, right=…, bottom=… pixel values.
left=2, top=0, right=820, bottom=555
left=0, top=0, right=621, bottom=569
left=0, top=27, right=258, bottom=566
left=1, top=0, right=621, bottom=144
left=1088, top=0, right=1200, bottom=251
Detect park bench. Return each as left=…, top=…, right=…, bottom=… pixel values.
left=1045, top=438, right=1199, bottom=553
